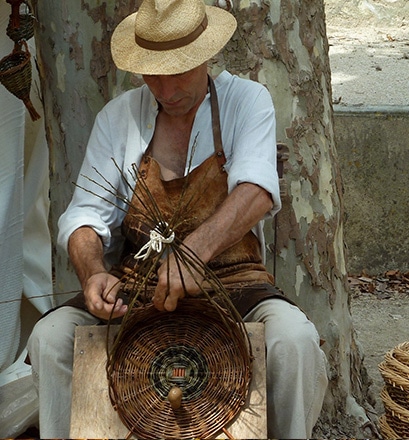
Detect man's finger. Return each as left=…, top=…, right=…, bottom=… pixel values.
left=102, top=302, right=128, bottom=320
left=87, top=288, right=104, bottom=311
left=153, top=289, right=166, bottom=311
left=164, top=294, right=179, bottom=312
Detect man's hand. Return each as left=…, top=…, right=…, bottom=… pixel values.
left=153, top=254, right=204, bottom=312
left=84, top=272, right=128, bottom=320
left=68, top=227, right=128, bottom=320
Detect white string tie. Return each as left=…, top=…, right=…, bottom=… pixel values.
left=134, top=224, right=175, bottom=261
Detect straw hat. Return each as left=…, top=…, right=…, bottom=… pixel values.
left=111, top=0, right=237, bottom=75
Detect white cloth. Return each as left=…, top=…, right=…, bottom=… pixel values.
left=22, top=96, right=54, bottom=314
left=58, top=71, right=281, bottom=265
left=0, top=1, right=26, bottom=373
left=0, top=9, right=52, bottom=368
left=0, top=1, right=52, bottom=435
left=27, top=299, right=327, bottom=438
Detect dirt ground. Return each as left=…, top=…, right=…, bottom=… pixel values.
left=326, top=1, right=409, bottom=107
left=349, top=273, right=409, bottom=417
left=325, top=0, right=409, bottom=421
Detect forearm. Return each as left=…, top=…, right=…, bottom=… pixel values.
left=68, top=226, right=107, bottom=289
left=183, top=182, right=273, bottom=263
left=153, top=182, right=273, bottom=311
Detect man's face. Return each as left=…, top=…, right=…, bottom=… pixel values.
left=142, top=64, right=208, bottom=117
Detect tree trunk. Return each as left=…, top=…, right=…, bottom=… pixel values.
left=210, top=0, right=377, bottom=435
left=32, top=0, right=141, bottom=302
left=33, top=0, right=376, bottom=435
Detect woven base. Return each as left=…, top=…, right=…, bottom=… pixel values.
left=107, top=299, right=252, bottom=439
left=70, top=323, right=267, bottom=439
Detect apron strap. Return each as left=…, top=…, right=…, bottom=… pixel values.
left=208, top=75, right=226, bottom=169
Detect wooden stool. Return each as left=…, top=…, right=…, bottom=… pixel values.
left=70, top=322, right=267, bottom=439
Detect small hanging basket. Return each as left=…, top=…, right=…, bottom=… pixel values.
left=6, top=13, right=35, bottom=43
left=0, top=41, right=40, bottom=121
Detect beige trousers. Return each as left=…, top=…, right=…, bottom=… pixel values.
left=244, top=299, right=328, bottom=438
left=27, top=298, right=328, bottom=439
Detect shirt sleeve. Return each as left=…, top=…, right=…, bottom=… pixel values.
left=57, top=106, right=128, bottom=258
left=224, top=82, right=281, bottom=218
left=57, top=86, right=156, bottom=263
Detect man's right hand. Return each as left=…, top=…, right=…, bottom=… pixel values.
left=84, top=272, right=128, bottom=320
left=68, top=227, right=128, bottom=320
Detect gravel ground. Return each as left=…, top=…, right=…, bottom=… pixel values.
left=350, top=276, right=409, bottom=417
left=327, top=5, right=409, bottom=107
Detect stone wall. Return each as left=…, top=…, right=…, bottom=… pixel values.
left=334, top=107, right=409, bottom=275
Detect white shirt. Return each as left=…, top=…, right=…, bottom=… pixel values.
left=58, top=71, right=281, bottom=264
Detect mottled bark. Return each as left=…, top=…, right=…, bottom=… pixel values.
left=210, top=0, right=375, bottom=435
left=32, top=0, right=141, bottom=300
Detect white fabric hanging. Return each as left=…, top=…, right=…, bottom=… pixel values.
left=0, top=0, right=53, bottom=435
left=0, top=1, right=25, bottom=373
left=22, top=45, right=54, bottom=315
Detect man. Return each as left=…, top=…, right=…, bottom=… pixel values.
left=28, top=0, right=328, bottom=437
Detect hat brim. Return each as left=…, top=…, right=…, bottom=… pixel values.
left=111, top=6, right=237, bottom=75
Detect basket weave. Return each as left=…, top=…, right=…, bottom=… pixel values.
left=107, top=298, right=252, bottom=439
left=6, top=13, right=34, bottom=42
left=394, top=342, right=409, bottom=369
left=378, top=414, right=399, bottom=439
left=0, top=41, right=40, bottom=121
left=379, top=342, right=409, bottom=438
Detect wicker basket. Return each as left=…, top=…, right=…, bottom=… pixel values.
left=0, top=41, right=40, bottom=121
left=378, top=414, right=399, bottom=439
left=106, top=298, right=252, bottom=439
left=6, top=13, right=34, bottom=42
left=379, top=362, right=409, bottom=392
left=394, top=342, right=409, bottom=369
left=379, top=342, right=409, bottom=439
left=6, top=0, right=35, bottom=44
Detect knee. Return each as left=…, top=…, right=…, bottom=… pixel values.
left=27, top=309, right=78, bottom=365
left=276, top=318, right=320, bottom=352
left=263, top=303, right=322, bottom=366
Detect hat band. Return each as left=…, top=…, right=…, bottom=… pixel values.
left=135, top=15, right=208, bottom=51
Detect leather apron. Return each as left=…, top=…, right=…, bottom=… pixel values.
left=109, top=77, right=289, bottom=317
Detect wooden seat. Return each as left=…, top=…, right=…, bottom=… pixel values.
left=70, top=322, right=267, bottom=439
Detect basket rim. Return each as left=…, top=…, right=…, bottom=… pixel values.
left=393, top=342, right=409, bottom=363
left=379, top=361, right=409, bottom=390
left=384, top=349, right=409, bottom=374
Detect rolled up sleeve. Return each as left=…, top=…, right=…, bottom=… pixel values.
left=57, top=107, right=127, bottom=256
left=226, top=86, right=281, bottom=218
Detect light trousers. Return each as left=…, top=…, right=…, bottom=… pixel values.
left=27, top=298, right=328, bottom=439
left=244, top=299, right=328, bottom=438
